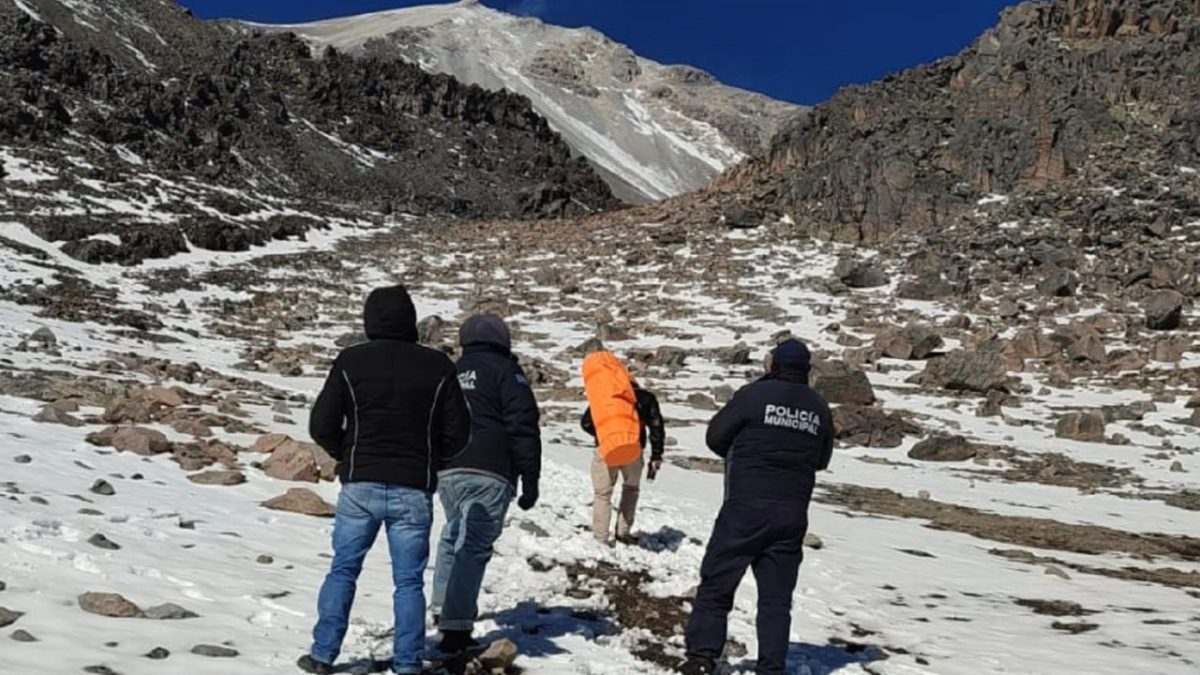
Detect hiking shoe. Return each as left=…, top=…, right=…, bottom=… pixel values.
left=615, top=533, right=638, bottom=546
left=678, top=657, right=716, bottom=674
left=296, top=654, right=334, bottom=674
left=437, top=629, right=479, bottom=655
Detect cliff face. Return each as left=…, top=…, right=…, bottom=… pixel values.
left=713, top=0, right=1200, bottom=242
left=0, top=0, right=616, bottom=221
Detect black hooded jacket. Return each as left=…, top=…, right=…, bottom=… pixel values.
left=581, top=386, right=666, bottom=459
left=445, top=344, right=541, bottom=489
left=706, top=363, right=833, bottom=505
left=309, top=286, right=471, bottom=491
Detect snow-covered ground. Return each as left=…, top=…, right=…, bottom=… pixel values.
left=1, top=159, right=1199, bottom=674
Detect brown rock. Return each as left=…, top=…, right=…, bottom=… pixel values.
left=875, top=324, right=943, bottom=360
left=78, top=592, right=142, bottom=618
left=102, top=399, right=151, bottom=424
left=141, top=386, right=184, bottom=408
left=1054, top=411, right=1106, bottom=443
left=111, top=427, right=171, bottom=455
left=252, top=433, right=291, bottom=454
left=478, top=638, right=519, bottom=671
left=1145, top=290, right=1185, bottom=331
left=171, top=418, right=213, bottom=438
left=908, top=435, right=978, bottom=462
left=261, top=488, right=335, bottom=517
left=263, top=441, right=320, bottom=483
left=187, top=470, right=247, bottom=486
left=33, top=404, right=85, bottom=427
left=811, top=360, right=876, bottom=405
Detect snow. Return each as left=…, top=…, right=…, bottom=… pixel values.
left=11, top=0, right=40, bottom=21
left=0, top=215, right=1197, bottom=674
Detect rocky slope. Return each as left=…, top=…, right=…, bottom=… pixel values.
left=696, top=0, right=1200, bottom=243
left=252, top=0, right=804, bottom=203
left=0, top=0, right=616, bottom=264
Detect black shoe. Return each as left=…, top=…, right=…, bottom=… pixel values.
left=678, top=657, right=716, bottom=674
left=437, top=629, right=479, bottom=655
left=297, top=654, right=334, bottom=674
left=615, top=534, right=638, bottom=546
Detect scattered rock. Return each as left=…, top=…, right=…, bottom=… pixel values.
left=13, top=455, right=31, bottom=464
left=252, top=433, right=291, bottom=454
left=25, top=327, right=57, bottom=349
left=685, top=392, right=718, bottom=411
left=110, top=427, right=170, bottom=455
left=191, top=644, right=239, bottom=658
left=187, top=470, right=247, bottom=486
left=908, top=435, right=978, bottom=462
left=32, top=404, right=85, bottom=427
left=141, top=386, right=184, bottom=408
left=87, top=533, right=121, bottom=551
left=1144, top=290, right=1185, bottom=331
left=143, top=603, right=198, bottom=620
left=0, top=607, right=23, bottom=628
left=916, top=348, right=1010, bottom=393
left=811, top=361, right=876, bottom=405
left=835, top=259, right=887, bottom=289
left=1051, top=621, right=1099, bottom=634
left=876, top=324, right=943, bottom=360
left=145, top=647, right=170, bottom=659
left=256, top=555, right=274, bottom=564
left=1054, top=411, right=1106, bottom=443
left=803, top=533, right=824, bottom=550
left=833, top=405, right=911, bottom=448
left=11, top=629, right=37, bottom=642
left=1015, top=599, right=1090, bottom=616
left=261, top=488, right=335, bottom=517
left=418, top=315, right=446, bottom=345
left=89, top=479, right=115, bottom=497
left=478, top=638, right=519, bottom=671
left=78, top=592, right=142, bottom=618
left=263, top=440, right=321, bottom=483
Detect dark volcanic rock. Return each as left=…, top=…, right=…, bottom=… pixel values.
left=1144, top=290, right=1185, bottom=330
left=811, top=360, right=876, bottom=405
left=833, top=405, right=912, bottom=448
left=908, top=435, right=978, bottom=462
left=917, top=349, right=1010, bottom=394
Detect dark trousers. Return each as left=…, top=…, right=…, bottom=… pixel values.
left=685, top=500, right=808, bottom=675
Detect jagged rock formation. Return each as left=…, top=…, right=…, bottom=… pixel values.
left=703, top=0, right=1200, bottom=243
left=253, top=0, right=803, bottom=202
left=0, top=0, right=616, bottom=264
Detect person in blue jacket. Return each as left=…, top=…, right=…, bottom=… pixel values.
left=431, top=314, right=542, bottom=654
left=683, top=338, right=834, bottom=675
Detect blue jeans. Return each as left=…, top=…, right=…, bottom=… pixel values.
left=430, top=472, right=513, bottom=631
left=311, top=481, right=433, bottom=674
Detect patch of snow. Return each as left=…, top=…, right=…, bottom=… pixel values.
left=11, top=0, right=41, bottom=21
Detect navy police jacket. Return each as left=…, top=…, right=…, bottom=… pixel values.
left=444, top=344, right=542, bottom=489
left=705, top=364, right=833, bottom=505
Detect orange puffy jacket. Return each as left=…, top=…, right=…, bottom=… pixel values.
left=581, top=351, right=642, bottom=468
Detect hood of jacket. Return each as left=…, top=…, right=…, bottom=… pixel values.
left=364, top=285, right=419, bottom=342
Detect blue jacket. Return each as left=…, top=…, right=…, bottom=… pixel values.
left=445, top=344, right=541, bottom=489
left=706, top=364, right=833, bottom=505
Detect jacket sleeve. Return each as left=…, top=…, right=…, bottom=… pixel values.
left=705, top=390, right=747, bottom=458
left=502, top=364, right=542, bottom=486
left=818, top=398, right=835, bottom=471
left=640, top=390, right=667, bottom=459
left=434, top=361, right=472, bottom=468
left=309, top=355, right=348, bottom=460
left=580, top=407, right=595, bottom=438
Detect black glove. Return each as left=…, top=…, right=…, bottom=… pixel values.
left=647, top=454, right=663, bottom=481
left=517, top=477, right=538, bottom=511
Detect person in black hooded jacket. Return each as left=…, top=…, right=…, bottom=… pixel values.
left=683, top=338, right=833, bottom=675
left=431, top=314, right=542, bottom=653
left=301, top=285, right=471, bottom=675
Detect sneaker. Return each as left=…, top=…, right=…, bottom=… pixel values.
left=678, top=656, right=716, bottom=674
left=437, top=629, right=479, bottom=655
left=296, top=654, right=334, bottom=674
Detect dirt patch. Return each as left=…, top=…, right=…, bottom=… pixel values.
left=819, top=485, right=1200, bottom=563
left=1014, top=599, right=1096, bottom=617
left=992, top=549, right=1200, bottom=590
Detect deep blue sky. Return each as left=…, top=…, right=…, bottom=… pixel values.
left=180, top=0, right=1020, bottom=105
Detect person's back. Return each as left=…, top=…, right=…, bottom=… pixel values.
left=706, top=364, right=832, bottom=506
left=302, top=285, right=471, bottom=675
left=685, top=338, right=833, bottom=675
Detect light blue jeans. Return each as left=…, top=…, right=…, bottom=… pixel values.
left=431, top=472, right=513, bottom=631
left=311, top=481, right=433, bottom=674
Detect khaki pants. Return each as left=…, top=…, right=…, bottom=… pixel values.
left=591, top=452, right=643, bottom=542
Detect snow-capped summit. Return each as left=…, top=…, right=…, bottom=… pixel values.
left=255, top=1, right=805, bottom=202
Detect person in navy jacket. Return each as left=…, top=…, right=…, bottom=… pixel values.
left=683, top=338, right=834, bottom=675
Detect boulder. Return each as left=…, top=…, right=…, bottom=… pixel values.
left=1144, top=290, right=1184, bottom=330
left=78, top=592, right=142, bottom=618
left=0, top=607, right=23, bottom=628
left=263, top=441, right=320, bottom=483
left=875, top=324, right=943, bottom=360
left=111, top=427, right=170, bottom=455
left=1150, top=336, right=1191, bottom=363
left=32, top=404, right=84, bottom=427
left=832, top=405, right=909, bottom=448
left=1054, top=411, right=1107, bottom=443
left=1065, top=331, right=1106, bottom=364
left=1036, top=265, right=1078, bottom=297
left=141, top=386, right=184, bottom=408
left=908, top=435, right=978, bottom=462
left=714, top=343, right=752, bottom=365
left=916, top=349, right=1010, bottom=393
left=26, top=327, right=57, bottom=348
left=723, top=205, right=765, bottom=229
left=191, top=644, right=238, bottom=658
left=252, top=433, right=291, bottom=454
left=261, top=488, right=335, bottom=517
left=811, top=361, right=876, bottom=406
left=102, top=399, right=151, bottom=424
left=897, top=273, right=955, bottom=300
left=835, top=259, right=887, bottom=289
